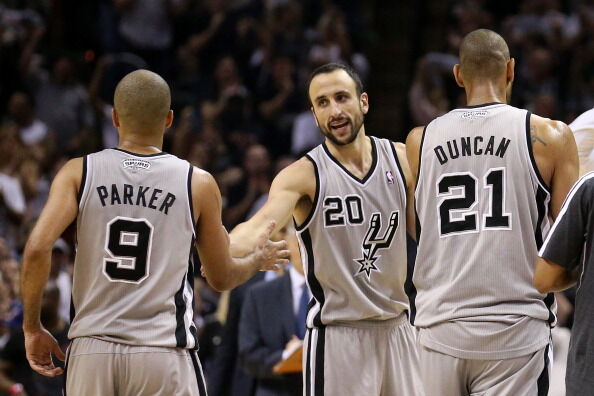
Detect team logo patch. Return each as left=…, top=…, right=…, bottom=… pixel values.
left=461, top=110, right=488, bottom=120
left=122, top=158, right=151, bottom=171
left=354, top=211, right=399, bottom=280
left=386, top=171, right=395, bottom=184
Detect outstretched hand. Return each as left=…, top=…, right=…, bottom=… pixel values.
left=24, top=328, right=65, bottom=377
left=254, top=221, right=290, bottom=271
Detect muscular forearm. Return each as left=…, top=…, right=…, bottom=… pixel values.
left=21, top=245, right=52, bottom=332
left=540, top=270, right=578, bottom=293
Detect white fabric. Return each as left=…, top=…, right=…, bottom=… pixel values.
left=569, top=108, right=594, bottom=175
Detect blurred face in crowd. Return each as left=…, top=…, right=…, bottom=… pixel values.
left=53, top=57, right=75, bottom=85
left=309, top=69, right=368, bottom=146
left=7, top=92, right=33, bottom=124
left=244, top=144, right=271, bottom=175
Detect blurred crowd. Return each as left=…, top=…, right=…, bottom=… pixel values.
left=409, top=0, right=594, bottom=126
left=0, top=0, right=592, bottom=395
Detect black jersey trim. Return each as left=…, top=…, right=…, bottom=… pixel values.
left=305, top=329, right=312, bottom=396
left=459, top=102, right=504, bottom=109
left=295, top=155, right=320, bottom=232
left=111, top=148, right=169, bottom=157
left=536, top=343, right=550, bottom=396
left=187, top=164, right=197, bottom=233
left=408, top=210, right=420, bottom=325
left=389, top=141, right=408, bottom=198
left=77, top=155, right=87, bottom=204
left=525, top=112, right=551, bottom=194
left=174, top=249, right=193, bottom=348
left=189, top=350, right=208, bottom=396
left=301, top=229, right=325, bottom=327
left=414, top=126, right=428, bottom=192
left=534, top=185, right=556, bottom=324
left=321, top=136, right=378, bottom=185
left=314, top=327, right=326, bottom=396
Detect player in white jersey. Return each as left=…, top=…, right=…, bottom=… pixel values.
left=231, top=63, right=423, bottom=396
left=20, top=70, right=289, bottom=396
left=406, top=29, right=579, bottom=396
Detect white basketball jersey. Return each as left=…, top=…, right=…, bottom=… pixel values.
left=413, top=103, right=554, bottom=359
left=297, top=137, right=410, bottom=327
left=69, top=148, right=198, bottom=349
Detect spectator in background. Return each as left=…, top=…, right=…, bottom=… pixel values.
left=114, top=0, right=186, bottom=78
left=224, top=144, right=272, bottom=228
left=0, top=125, right=26, bottom=256
left=255, top=55, right=301, bottom=157
left=238, top=224, right=305, bottom=396
left=49, top=239, right=72, bottom=325
left=1, top=283, right=68, bottom=396
left=6, top=91, right=54, bottom=153
left=31, top=56, right=95, bottom=156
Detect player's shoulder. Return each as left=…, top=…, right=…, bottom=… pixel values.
left=530, top=114, right=572, bottom=141
left=277, top=156, right=316, bottom=180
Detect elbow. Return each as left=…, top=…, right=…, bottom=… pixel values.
left=533, top=276, right=553, bottom=294
left=205, top=274, right=233, bottom=292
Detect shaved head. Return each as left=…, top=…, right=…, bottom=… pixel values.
left=459, top=29, right=510, bottom=81
left=114, top=70, right=171, bottom=130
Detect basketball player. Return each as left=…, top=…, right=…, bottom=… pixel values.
left=406, top=29, right=579, bottom=395
left=20, top=70, right=289, bottom=395
left=230, top=63, right=422, bottom=395
left=534, top=172, right=594, bottom=396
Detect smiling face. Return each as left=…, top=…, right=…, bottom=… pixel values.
left=309, top=69, right=368, bottom=146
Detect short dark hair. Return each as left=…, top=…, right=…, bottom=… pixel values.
left=308, top=63, right=364, bottom=97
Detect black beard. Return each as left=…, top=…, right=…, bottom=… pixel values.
left=322, top=115, right=364, bottom=146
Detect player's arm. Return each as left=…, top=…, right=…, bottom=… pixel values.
left=534, top=174, right=589, bottom=293
left=531, top=117, right=579, bottom=219
left=534, top=258, right=579, bottom=293
left=392, top=142, right=416, bottom=238
left=230, top=158, right=315, bottom=256
left=21, top=158, right=82, bottom=376
left=404, top=126, right=425, bottom=240
left=193, top=168, right=290, bottom=291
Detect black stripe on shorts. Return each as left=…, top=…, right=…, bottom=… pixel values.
left=189, top=350, right=208, bottom=396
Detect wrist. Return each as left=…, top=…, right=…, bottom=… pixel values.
left=9, top=383, right=24, bottom=395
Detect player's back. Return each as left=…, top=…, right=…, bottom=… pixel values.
left=413, top=103, right=552, bottom=359
left=298, top=137, right=410, bottom=327
left=69, top=148, right=197, bottom=349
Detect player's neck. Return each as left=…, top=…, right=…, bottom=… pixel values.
left=326, top=130, right=372, bottom=175
left=464, top=84, right=506, bottom=107
left=117, top=133, right=163, bottom=155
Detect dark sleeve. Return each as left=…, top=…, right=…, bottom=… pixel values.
left=539, top=177, right=592, bottom=270
left=237, top=289, right=283, bottom=378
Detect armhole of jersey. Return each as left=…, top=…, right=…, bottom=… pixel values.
left=295, top=154, right=320, bottom=232
left=525, top=111, right=552, bottom=194
left=388, top=141, right=408, bottom=200
left=187, top=163, right=197, bottom=236
left=413, top=125, right=428, bottom=194
left=77, top=155, right=88, bottom=208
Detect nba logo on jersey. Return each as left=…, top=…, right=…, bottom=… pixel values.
left=386, top=171, right=395, bottom=184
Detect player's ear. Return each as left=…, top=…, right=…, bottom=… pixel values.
left=112, top=108, right=120, bottom=128
left=360, top=92, right=369, bottom=115
left=165, top=109, right=174, bottom=128
left=453, top=64, right=464, bottom=88
left=506, top=58, right=515, bottom=84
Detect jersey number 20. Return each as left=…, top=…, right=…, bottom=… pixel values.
left=103, top=217, right=154, bottom=283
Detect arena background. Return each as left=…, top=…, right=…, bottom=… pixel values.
left=0, top=0, right=588, bottom=395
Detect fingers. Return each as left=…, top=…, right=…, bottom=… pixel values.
left=28, top=359, right=64, bottom=377
left=54, top=344, right=66, bottom=361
